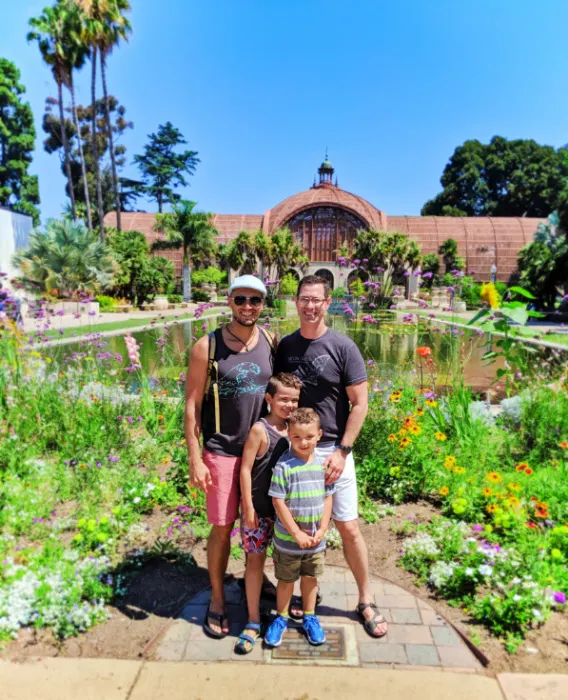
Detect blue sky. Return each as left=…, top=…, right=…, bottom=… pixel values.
left=3, top=0, right=568, bottom=224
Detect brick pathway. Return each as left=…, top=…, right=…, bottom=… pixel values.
left=153, top=564, right=483, bottom=672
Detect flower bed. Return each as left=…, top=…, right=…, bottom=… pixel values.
left=355, top=368, right=568, bottom=650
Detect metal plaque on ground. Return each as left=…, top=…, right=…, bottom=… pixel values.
left=271, top=626, right=346, bottom=661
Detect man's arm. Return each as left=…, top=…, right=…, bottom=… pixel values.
left=185, top=335, right=212, bottom=492
left=324, top=380, right=368, bottom=485
left=240, top=424, right=267, bottom=529
left=272, top=498, right=314, bottom=549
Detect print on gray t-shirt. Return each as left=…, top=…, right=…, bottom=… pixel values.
left=274, top=328, right=367, bottom=444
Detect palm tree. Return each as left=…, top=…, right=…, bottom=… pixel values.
left=12, top=218, right=117, bottom=297
left=153, top=200, right=218, bottom=302
left=28, top=2, right=78, bottom=220
left=76, top=0, right=131, bottom=233
left=270, top=227, right=309, bottom=281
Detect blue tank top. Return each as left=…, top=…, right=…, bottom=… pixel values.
left=202, top=328, right=274, bottom=457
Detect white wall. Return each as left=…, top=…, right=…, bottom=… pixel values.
left=0, top=207, right=34, bottom=284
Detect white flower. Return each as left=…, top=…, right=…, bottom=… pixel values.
left=464, top=568, right=475, bottom=577
left=478, top=564, right=492, bottom=577
left=428, top=561, right=455, bottom=589
left=513, top=595, right=522, bottom=602
left=133, top=497, right=141, bottom=504
left=532, top=608, right=542, bottom=619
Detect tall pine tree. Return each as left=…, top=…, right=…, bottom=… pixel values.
left=0, top=58, right=40, bottom=224
left=133, top=122, right=199, bottom=212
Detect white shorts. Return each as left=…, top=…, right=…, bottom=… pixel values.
left=317, top=443, right=359, bottom=522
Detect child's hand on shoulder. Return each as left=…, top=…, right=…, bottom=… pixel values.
left=294, top=531, right=314, bottom=549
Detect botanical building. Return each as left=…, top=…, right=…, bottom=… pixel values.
left=105, top=156, right=545, bottom=287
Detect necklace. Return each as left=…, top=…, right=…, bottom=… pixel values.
left=225, top=325, right=257, bottom=352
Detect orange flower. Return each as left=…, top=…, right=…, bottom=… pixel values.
left=486, top=472, right=502, bottom=483
left=515, top=462, right=529, bottom=472
left=524, top=467, right=533, bottom=476
left=525, top=521, right=538, bottom=529
left=403, top=417, right=415, bottom=428
left=559, top=441, right=568, bottom=449
left=439, top=486, right=450, bottom=496
left=486, top=504, right=499, bottom=514
left=416, top=346, right=432, bottom=358
left=482, top=487, right=493, bottom=497
left=535, top=508, right=549, bottom=519
left=387, top=434, right=397, bottom=443
left=399, top=437, right=412, bottom=449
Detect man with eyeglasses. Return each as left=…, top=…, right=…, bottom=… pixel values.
left=275, top=274, right=388, bottom=638
left=185, top=275, right=275, bottom=638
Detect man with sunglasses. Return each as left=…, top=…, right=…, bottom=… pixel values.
left=274, top=274, right=388, bottom=639
left=185, top=275, right=275, bottom=638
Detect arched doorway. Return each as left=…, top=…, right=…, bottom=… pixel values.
left=346, top=269, right=368, bottom=296
left=314, top=268, right=334, bottom=291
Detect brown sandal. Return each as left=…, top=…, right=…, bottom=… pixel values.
left=356, top=602, right=388, bottom=638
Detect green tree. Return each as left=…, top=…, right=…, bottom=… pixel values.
left=269, top=227, right=309, bottom=281
left=0, top=58, right=40, bottom=224
left=42, top=95, right=133, bottom=218
left=438, top=238, right=465, bottom=273
left=107, top=228, right=173, bottom=306
left=76, top=0, right=131, bottom=232
left=28, top=2, right=81, bottom=221
left=422, top=136, right=568, bottom=217
left=421, top=253, right=440, bottom=288
left=152, top=200, right=218, bottom=302
left=517, top=213, right=568, bottom=309
left=12, top=219, right=116, bottom=296
left=352, top=229, right=421, bottom=307
left=133, top=122, right=200, bottom=212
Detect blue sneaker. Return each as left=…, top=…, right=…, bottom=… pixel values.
left=303, top=614, right=326, bottom=645
left=264, top=615, right=289, bottom=647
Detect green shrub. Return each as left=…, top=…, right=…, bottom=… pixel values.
left=331, top=287, right=346, bottom=298
left=95, top=295, right=117, bottom=310
left=167, top=294, right=183, bottom=304
left=191, top=267, right=227, bottom=286
left=192, top=290, right=210, bottom=303
left=279, top=273, right=299, bottom=296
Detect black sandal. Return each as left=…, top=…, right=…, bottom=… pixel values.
left=289, top=589, right=323, bottom=620
left=202, top=604, right=229, bottom=639
left=356, top=602, right=388, bottom=638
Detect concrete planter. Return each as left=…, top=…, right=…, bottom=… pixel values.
left=453, top=301, right=467, bottom=313
left=154, top=295, right=169, bottom=310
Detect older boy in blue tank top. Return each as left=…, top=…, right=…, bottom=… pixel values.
left=234, top=373, right=302, bottom=654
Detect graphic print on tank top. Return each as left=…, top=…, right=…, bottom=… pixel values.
left=217, top=361, right=267, bottom=397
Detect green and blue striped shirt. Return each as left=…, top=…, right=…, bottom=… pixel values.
left=268, top=449, right=335, bottom=554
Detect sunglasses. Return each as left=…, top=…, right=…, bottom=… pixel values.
left=232, top=295, right=263, bottom=307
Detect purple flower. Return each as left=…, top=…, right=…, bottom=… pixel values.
left=108, top=455, right=119, bottom=463
left=473, top=524, right=484, bottom=532
left=553, top=591, right=566, bottom=604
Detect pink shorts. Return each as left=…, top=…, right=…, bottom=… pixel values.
left=203, top=449, right=241, bottom=526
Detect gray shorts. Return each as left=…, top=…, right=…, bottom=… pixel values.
left=316, top=443, right=358, bottom=522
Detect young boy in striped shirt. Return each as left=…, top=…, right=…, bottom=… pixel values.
left=265, top=407, right=335, bottom=647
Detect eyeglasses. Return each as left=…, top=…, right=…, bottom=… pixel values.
left=232, top=295, right=263, bottom=307
left=297, top=297, right=326, bottom=306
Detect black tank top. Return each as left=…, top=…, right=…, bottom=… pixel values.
left=202, top=328, right=274, bottom=457
left=251, top=418, right=289, bottom=518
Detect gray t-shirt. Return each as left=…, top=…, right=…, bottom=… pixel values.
left=274, top=328, right=367, bottom=444
left=268, top=449, right=335, bottom=554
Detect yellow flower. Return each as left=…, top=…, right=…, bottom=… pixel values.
left=507, top=482, right=521, bottom=492
left=482, top=487, right=493, bottom=497
left=425, top=399, right=438, bottom=407
left=481, top=282, right=500, bottom=309
left=439, top=486, right=450, bottom=496
left=453, top=466, right=466, bottom=474
left=389, top=392, right=402, bottom=403
left=399, top=437, right=412, bottom=449
left=486, top=504, right=499, bottom=514
left=409, top=424, right=422, bottom=436
left=486, top=472, right=502, bottom=483
left=443, top=456, right=457, bottom=469
left=415, top=408, right=424, bottom=417
left=495, top=492, right=505, bottom=500
left=434, top=432, right=447, bottom=441
left=387, top=434, right=397, bottom=443
left=506, top=496, right=521, bottom=508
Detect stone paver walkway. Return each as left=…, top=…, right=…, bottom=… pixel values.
left=154, top=563, right=483, bottom=672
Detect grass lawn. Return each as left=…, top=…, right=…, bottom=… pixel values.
left=28, top=308, right=220, bottom=341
